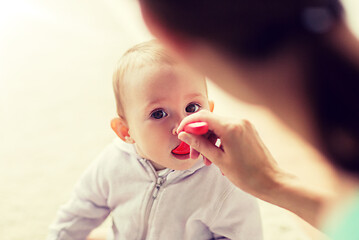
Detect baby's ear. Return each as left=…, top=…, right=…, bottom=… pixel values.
left=208, top=100, right=214, bottom=112
left=111, top=118, right=135, bottom=144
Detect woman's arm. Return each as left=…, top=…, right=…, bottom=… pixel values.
left=261, top=170, right=326, bottom=227
left=177, top=110, right=329, bottom=227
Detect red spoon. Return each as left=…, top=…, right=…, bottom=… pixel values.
left=172, top=122, right=209, bottom=155
left=172, top=141, right=190, bottom=155
left=184, top=122, right=209, bottom=135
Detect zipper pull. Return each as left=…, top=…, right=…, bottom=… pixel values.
left=152, top=177, right=165, bottom=199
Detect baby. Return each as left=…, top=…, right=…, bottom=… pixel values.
left=47, top=40, right=263, bottom=240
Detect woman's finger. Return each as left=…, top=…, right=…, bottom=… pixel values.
left=190, top=147, right=200, bottom=159
left=178, top=132, right=224, bottom=165
left=177, top=110, right=227, bottom=137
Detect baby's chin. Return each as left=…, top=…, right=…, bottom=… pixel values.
left=145, top=153, right=201, bottom=171
left=167, top=155, right=202, bottom=171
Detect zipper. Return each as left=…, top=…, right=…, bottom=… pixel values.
left=152, top=176, right=166, bottom=198
left=140, top=161, right=170, bottom=239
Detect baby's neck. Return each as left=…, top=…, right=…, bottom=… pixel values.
left=133, top=143, right=166, bottom=171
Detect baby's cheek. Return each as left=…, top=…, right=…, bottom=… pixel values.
left=142, top=127, right=166, bottom=147
left=138, top=121, right=172, bottom=150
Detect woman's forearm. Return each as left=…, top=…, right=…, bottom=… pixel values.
left=256, top=170, right=327, bottom=227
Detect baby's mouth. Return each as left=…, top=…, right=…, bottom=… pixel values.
left=171, top=141, right=190, bottom=155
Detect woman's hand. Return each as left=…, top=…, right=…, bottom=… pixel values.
left=177, top=110, right=325, bottom=227
left=177, top=110, right=281, bottom=196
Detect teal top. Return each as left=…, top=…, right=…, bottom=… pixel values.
left=323, top=190, right=359, bottom=240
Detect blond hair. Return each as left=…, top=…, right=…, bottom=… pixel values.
left=113, top=40, right=177, bottom=117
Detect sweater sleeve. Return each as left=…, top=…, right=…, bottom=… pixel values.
left=209, top=186, right=263, bottom=240
left=46, top=156, right=111, bottom=240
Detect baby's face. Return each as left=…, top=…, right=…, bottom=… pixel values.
left=123, top=64, right=209, bottom=170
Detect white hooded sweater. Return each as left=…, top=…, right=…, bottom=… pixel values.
left=47, top=139, right=263, bottom=240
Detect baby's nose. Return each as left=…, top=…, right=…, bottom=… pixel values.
left=172, top=127, right=178, bottom=135
left=172, top=115, right=185, bottom=135
left=172, top=121, right=182, bottom=135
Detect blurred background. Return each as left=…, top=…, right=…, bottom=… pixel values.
left=1, top=0, right=358, bottom=239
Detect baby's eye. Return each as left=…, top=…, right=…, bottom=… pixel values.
left=186, top=103, right=201, bottom=113
left=151, top=109, right=168, bottom=119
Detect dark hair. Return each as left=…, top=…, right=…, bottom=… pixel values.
left=141, top=0, right=343, bottom=59
left=306, top=40, right=359, bottom=174
left=141, top=0, right=359, bottom=175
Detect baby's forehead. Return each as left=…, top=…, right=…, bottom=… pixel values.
left=121, top=63, right=207, bottom=103
left=126, top=63, right=206, bottom=90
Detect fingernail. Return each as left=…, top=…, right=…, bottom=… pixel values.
left=178, top=133, right=190, bottom=143
left=203, top=157, right=212, bottom=166
left=176, top=127, right=180, bottom=134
